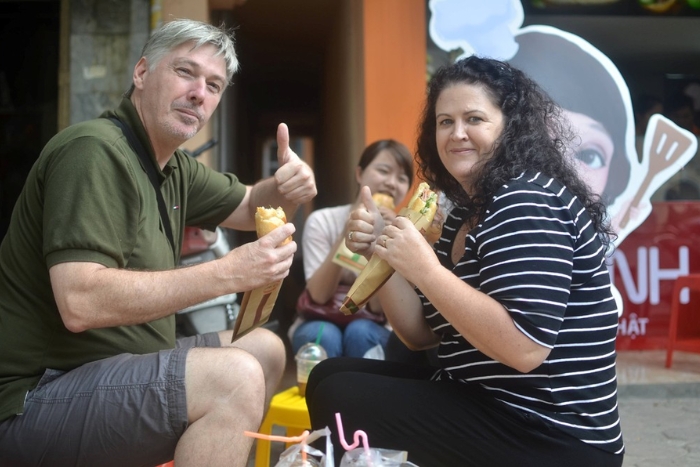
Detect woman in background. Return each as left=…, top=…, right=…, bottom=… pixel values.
left=289, top=139, right=413, bottom=358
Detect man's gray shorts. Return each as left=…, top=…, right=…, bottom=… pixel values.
left=0, top=333, right=220, bottom=467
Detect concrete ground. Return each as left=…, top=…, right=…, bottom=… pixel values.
left=616, top=350, right=700, bottom=467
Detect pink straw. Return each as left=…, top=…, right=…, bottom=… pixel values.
left=334, top=412, right=371, bottom=459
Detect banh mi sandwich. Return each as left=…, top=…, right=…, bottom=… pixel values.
left=372, top=192, right=395, bottom=210
left=232, top=207, right=289, bottom=342
left=255, top=206, right=292, bottom=245
left=406, top=182, right=438, bottom=220
left=340, top=182, right=439, bottom=315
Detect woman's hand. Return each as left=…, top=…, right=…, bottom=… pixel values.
left=345, top=186, right=386, bottom=259
left=374, top=216, right=442, bottom=288
left=377, top=206, right=398, bottom=225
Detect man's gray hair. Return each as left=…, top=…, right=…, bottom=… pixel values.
left=141, top=18, right=239, bottom=84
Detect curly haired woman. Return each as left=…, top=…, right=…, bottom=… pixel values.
left=305, top=56, right=624, bottom=467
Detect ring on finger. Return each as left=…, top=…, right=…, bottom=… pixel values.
left=348, top=231, right=354, bottom=242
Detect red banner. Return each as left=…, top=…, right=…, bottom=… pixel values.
left=613, top=201, right=700, bottom=349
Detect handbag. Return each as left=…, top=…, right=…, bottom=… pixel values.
left=296, top=284, right=385, bottom=328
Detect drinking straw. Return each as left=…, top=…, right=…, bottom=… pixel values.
left=334, top=412, right=371, bottom=460
left=244, top=430, right=311, bottom=462
left=314, top=322, right=325, bottom=345
left=243, top=430, right=310, bottom=443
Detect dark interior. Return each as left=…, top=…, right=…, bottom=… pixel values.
left=214, top=0, right=341, bottom=332
left=0, top=1, right=60, bottom=239
left=216, top=0, right=337, bottom=182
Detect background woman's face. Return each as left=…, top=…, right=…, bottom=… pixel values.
left=356, top=149, right=411, bottom=202
left=565, top=110, right=614, bottom=196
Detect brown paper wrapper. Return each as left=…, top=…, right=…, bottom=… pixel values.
left=231, top=206, right=288, bottom=342
left=340, top=207, right=435, bottom=315
left=332, top=240, right=368, bottom=275
left=231, top=280, right=283, bottom=341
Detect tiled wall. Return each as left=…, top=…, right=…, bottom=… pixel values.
left=69, top=0, right=149, bottom=124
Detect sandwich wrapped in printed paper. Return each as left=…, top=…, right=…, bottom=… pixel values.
left=332, top=242, right=368, bottom=275
left=340, top=183, right=438, bottom=315
left=232, top=206, right=292, bottom=342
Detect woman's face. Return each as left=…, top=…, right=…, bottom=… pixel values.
left=435, top=83, right=504, bottom=193
left=565, top=110, right=614, bottom=196
left=356, top=149, right=411, bottom=202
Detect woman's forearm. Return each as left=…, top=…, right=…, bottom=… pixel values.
left=304, top=235, right=346, bottom=304
left=414, top=267, right=550, bottom=373
left=378, top=274, right=439, bottom=350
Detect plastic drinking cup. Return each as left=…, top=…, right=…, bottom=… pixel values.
left=295, top=343, right=327, bottom=397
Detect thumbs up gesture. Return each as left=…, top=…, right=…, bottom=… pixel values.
left=274, top=123, right=317, bottom=205
left=345, top=186, right=388, bottom=258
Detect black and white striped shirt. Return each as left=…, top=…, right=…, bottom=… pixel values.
left=420, top=172, right=624, bottom=454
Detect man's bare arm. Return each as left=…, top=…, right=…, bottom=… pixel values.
left=50, top=223, right=296, bottom=332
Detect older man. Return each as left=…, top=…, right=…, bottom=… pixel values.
left=0, top=19, right=316, bottom=467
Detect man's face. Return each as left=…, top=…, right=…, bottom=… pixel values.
left=135, top=42, right=227, bottom=145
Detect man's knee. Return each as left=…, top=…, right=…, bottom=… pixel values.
left=222, top=328, right=286, bottom=372
left=250, top=327, right=286, bottom=352
left=185, top=348, right=266, bottom=420
left=219, top=327, right=285, bottom=354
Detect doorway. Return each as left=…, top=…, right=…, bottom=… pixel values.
left=217, top=0, right=344, bottom=334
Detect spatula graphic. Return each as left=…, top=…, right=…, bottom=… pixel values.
left=617, top=118, right=694, bottom=231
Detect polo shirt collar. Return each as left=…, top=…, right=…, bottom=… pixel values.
left=105, top=98, right=179, bottom=178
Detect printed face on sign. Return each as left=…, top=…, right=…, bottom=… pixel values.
left=428, top=0, right=698, bottom=246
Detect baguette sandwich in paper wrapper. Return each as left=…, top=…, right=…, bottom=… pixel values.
left=340, top=183, right=438, bottom=315
left=332, top=193, right=396, bottom=275
left=232, top=206, right=292, bottom=342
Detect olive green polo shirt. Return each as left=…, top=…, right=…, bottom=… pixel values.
left=0, top=98, right=246, bottom=422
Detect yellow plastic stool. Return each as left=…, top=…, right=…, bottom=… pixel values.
left=255, top=386, right=311, bottom=467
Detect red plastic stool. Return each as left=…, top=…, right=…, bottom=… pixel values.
left=666, top=274, right=700, bottom=368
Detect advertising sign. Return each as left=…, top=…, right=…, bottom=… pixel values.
left=612, top=201, right=700, bottom=349
left=428, top=0, right=699, bottom=349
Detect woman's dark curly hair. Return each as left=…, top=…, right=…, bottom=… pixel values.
left=415, top=55, right=614, bottom=248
